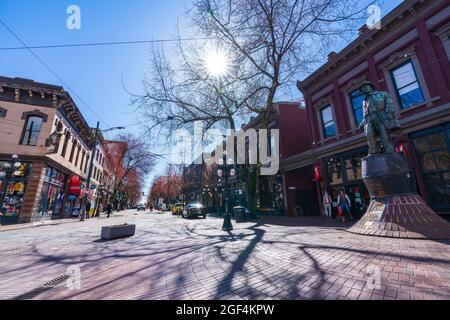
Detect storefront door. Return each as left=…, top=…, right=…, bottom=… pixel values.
left=38, top=166, right=67, bottom=219
left=325, top=147, right=370, bottom=219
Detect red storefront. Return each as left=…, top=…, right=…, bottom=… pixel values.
left=66, top=175, right=83, bottom=217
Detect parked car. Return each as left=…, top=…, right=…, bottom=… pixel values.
left=172, top=203, right=184, bottom=215
left=182, top=203, right=207, bottom=219
left=137, top=204, right=146, bottom=211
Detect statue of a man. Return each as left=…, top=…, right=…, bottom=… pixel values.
left=358, top=80, right=400, bottom=154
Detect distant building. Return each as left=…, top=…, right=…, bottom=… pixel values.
left=294, top=0, right=450, bottom=218
left=192, top=102, right=315, bottom=216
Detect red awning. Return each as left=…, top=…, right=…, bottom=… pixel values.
left=68, top=176, right=81, bottom=196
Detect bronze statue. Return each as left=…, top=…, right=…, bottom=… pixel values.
left=358, top=80, right=400, bottom=154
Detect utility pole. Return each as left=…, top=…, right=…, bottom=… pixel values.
left=80, top=121, right=100, bottom=221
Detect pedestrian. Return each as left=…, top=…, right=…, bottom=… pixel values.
left=323, top=191, right=332, bottom=219
left=85, top=201, right=91, bottom=219
left=336, top=189, right=353, bottom=222
left=106, top=203, right=112, bottom=218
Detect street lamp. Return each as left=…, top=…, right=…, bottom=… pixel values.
left=219, top=149, right=234, bottom=232
left=204, top=48, right=233, bottom=232
left=80, top=123, right=125, bottom=221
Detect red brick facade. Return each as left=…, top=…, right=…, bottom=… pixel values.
left=289, top=0, right=450, bottom=217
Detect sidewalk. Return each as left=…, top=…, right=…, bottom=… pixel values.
left=0, top=210, right=133, bottom=233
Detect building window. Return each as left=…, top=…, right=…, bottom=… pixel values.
left=69, top=140, right=77, bottom=163
left=61, top=132, right=71, bottom=158
left=80, top=151, right=85, bottom=170
left=320, top=105, right=336, bottom=138
left=390, top=61, right=424, bottom=109
left=412, top=124, right=450, bottom=210
left=74, top=146, right=81, bottom=167
left=21, top=116, right=43, bottom=146
left=349, top=90, right=365, bottom=127
left=84, top=155, right=89, bottom=173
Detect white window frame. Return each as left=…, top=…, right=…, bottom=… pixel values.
left=314, top=99, right=337, bottom=141
left=342, top=77, right=367, bottom=130
left=379, top=46, right=431, bottom=112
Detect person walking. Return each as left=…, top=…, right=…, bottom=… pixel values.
left=85, top=201, right=91, bottom=219
left=323, top=191, right=332, bottom=219
left=106, top=203, right=112, bottom=218
left=336, top=190, right=353, bottom=222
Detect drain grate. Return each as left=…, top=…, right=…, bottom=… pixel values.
left=43, top=274, right=70, bottom=287
left=13, top=274, right=69, bottom=300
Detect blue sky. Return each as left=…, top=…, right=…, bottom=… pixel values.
left=0, top=0, right=403, bottom=194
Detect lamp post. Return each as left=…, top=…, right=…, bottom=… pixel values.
left=204, top=48, right=233, bottom=232
left=80, top=123, right=125, bottom=221
left=219, top=150, right=233, bottom=232
left=0, top=155, right=22, bottom=221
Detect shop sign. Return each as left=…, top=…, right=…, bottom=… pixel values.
left=68, top=176, right=81, bottom=196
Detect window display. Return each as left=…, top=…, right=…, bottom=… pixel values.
left=0, top=161, right=32, bottom=221
left=38, top=166, right=67, bottom=217
left=412, top=125, right=450, bottom=210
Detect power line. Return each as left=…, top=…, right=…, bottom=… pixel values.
left=0, top=19, right=112, bottom=128
left=0, top=37, right=215, bottom=51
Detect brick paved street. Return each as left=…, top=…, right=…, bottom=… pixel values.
left=1, top=210, right=450, bottom=300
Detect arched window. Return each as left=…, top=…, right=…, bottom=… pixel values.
left=69, top=140, right=77, bottom=163
left=21, top=116, right=44, bottom=146
left=80, top=150, right=85, bottom=170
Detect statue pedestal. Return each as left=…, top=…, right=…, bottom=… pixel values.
left=348, top=152, right=450, bottom=239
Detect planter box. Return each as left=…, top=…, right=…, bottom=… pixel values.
left=101, top=224, right=136, bottom=240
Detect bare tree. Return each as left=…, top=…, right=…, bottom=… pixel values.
left=137, top=0, right=376, bottom=141
left=106, top=133, right=155, bottom=209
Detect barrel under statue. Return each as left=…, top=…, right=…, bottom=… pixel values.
left=348, top=80, right=450, bottom=239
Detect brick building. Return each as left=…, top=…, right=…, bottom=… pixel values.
left=0, top=77, right=96, bottom=224
left=192, top=102, right=315, bottom=217
left=292, top=0, right=450, bottom=218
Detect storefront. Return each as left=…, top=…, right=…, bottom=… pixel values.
left=257, top=174, right=285, bottom=216
left=324, top=147, right=370, bottom=219
left=37, top=166, right=68, bottom=219
left=66, top=176, right=82, bottom=217
left=0, top=161, right=32, bottom=225
left=410, top=122, right=450, bottom=214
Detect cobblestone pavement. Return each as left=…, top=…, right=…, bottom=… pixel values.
left=1, top=210, right=450, bottom=300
